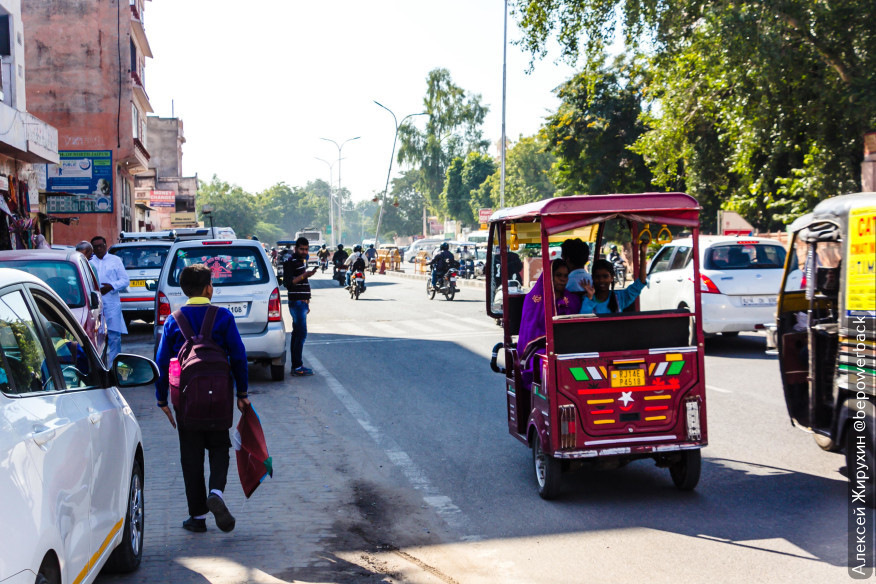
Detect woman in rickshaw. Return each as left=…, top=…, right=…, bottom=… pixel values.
left=517, top=259, right=581, bottom=382
left=580, top=240, right=649, bottom=314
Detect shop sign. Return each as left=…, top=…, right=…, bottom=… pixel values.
left=170, top=212, right=198, bottom=226
left=150, top=190, right=176, bottom=207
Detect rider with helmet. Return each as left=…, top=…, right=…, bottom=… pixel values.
left=344, top=244, right=367, bottom=287
left=429, top=242, right=455, bottom=289
left=364, top=244, right=378, bottom=262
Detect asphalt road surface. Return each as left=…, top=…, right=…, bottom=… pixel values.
left=101, top=271, right=852, bottom=584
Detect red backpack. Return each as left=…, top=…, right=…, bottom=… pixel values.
left=171, top=306, right=235, bottom=431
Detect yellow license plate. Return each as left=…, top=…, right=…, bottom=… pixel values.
left=129, top=280, right=146, bottom=287
left=610, top=368, right=645, bottom=388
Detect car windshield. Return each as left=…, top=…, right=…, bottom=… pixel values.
left=704, top=243, right=786, bottom=270
left=168, top=246, right=270, bottom=287
left=111, top=245, right=170, bottom=269
left=2, top=260, right=84, bottom=307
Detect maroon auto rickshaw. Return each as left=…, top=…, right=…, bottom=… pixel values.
left=486, top=193, right=707, bottom=499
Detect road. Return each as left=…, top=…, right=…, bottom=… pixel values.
left=99, top=271, right=851, bottom=584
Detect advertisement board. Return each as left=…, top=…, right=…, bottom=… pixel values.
left=846, top=204, right=876, bottom=316
left=46, top=150, right=113, bottom=213
left=150, top=190, right=176, bottom=208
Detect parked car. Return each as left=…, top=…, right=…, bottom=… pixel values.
left=110, top=232, right=175, bottom=325
left=404, top=238, right=445, bottom=263
left=0, top=248, right=107, bottom=360
left=638, top=236, right=790, bottom=335
left=153, top=238, right=290, bottom=380
left=0, top=268, right=158, bottom=583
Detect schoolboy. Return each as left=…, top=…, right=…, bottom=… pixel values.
left=155, top=264, right=251, bottom=533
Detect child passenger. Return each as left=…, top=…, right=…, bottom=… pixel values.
left=580, top=240, right=649, bottom=314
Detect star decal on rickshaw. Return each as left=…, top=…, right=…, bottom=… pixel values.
left=618, top=391, right=635, bottom=411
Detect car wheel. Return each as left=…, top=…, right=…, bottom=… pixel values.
left=105, top=460, right=144, bottom=573
left=669, top=449, right=701, bottom=491
left=532, top=433, right=562, bottom=500
left=270, top=364, right=285, bottom=381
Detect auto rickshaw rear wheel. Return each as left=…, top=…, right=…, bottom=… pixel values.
left=532, top=434, right=562, bottom=500
left=669, top=448, right=701, bottom=491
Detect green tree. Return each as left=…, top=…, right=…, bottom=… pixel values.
left=397, top=68, right=490, bottom=215
left=197, top=175, right=258, bottom=238
left=375, top=170, right=426, bottom=239
left=463, top=152, right=497, bottom=220
left=514, top=0, right=876, bottom=229
left=541, top=66, right=652, bottom=197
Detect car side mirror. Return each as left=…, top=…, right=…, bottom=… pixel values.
left=112, top=353, right=159, bottom=387
left=90, top=290, right=101, bottom=307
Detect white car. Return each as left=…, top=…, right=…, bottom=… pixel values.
left=0, top=268, right=158, bottom=584
left=638, top=236, right=790, bottom=335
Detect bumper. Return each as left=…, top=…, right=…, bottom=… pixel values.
left=555, top=440, right=705, bottom=460
left=155, top=323, right=289, bottom=362
left=702, top=294, right=776, bottom=334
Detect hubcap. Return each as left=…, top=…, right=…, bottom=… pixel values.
left=129, top=472, right=143, bottom=553
left=534, top=443, right=547, bottom=488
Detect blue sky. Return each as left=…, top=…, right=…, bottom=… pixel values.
left=147, top=0, right=577, bottom=201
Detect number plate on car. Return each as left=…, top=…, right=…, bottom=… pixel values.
left=216, top=302, right=247, bottom=316
left=610, top=368, right=645, bottom=388
left=129, top=279, right=146, bottom=288
left=741, top=296, right=777, bottom=306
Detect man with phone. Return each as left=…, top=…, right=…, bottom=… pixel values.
left=283, top=237, right=319, bottom=376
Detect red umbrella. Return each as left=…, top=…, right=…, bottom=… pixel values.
left=233, top=404, right=273, bottom=498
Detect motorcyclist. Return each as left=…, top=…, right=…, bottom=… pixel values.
left=317, top=244, right=330, bottom=270
left=332, top=244, right=348, bottom=271
left=364, top=244, right=378, bottom=263
left=459, top=245, right=474, bottom=277
left=429, top=242, right=454, bottom=289
left=608, top=244, right=626, bottom=284
left=344, top=244, right=367, bottom=287
left=609, top=244, right=623, bottom=265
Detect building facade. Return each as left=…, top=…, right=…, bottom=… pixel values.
left=134, top=116, right=198, bottom=231
left=0, top=0, right=59, bottom=250
left=22, top=0, right=153, bottom=245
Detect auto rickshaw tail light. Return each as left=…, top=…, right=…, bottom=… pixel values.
left=700, top=274, right=721, bottom=294
left=685, top=398, right=702, bottom=441
left=559, top=404, right=577, bottom=449
left=268, top=287, right=282, bottom=321
left=157, top=291, right=170, bottom=325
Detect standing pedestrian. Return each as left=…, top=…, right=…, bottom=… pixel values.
left=283, top=236, right=317, bottom=376
left=89, top=235, right=129, bottom=363
left=154, top=264, right=250, bottom=533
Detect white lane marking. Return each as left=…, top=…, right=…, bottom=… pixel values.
left=306, top=352, right=478, bottom=540
left=706, top=384, right=733, bottom=394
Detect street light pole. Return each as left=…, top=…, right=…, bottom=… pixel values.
left=315, top=157, right=336, bottom=247
left=373, top=101, right=427, bottom=246
left=320, top=136, right=359, bottom=244
left=500, top=0, right=507, bottom=209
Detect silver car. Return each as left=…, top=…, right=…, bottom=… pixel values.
left=110, top=233, right=174, bottom=325
left=153, top=238, right=290, bottom=380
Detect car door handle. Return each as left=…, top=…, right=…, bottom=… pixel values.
left=32, top=426, right=56, bottom=446
left=88, top=407, right=102, bottom=424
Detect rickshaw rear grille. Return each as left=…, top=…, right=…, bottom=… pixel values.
left=559, top=404, right=577, bottom=448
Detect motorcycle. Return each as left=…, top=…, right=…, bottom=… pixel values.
left=427, top=264, right=459, bottom=301
left=319, top=257, right=329, bottom=273
left=348, top=270, right=366, bottom=300
left=459, top=258, right=475, bottom=279
left=333, top=265, right=347, bottom=287
left=612, top=258, right=626, bottom=286
left=369, top=258, right=377, bottom=275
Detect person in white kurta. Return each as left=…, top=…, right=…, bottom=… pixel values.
left=90, top=236, right=129, bottom=364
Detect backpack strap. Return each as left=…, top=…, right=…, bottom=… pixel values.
left=199, top=305, right=219, bottom=339
left=173, top=309, right=196, bottom=341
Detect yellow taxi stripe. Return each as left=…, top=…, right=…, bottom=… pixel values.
left=599, top=366, right=608, bottom=378
left=73, top=518, right=124, bottom=584
left=648, top=362, right=656, bottom=375
left=645, top=415, right=667, bottom=421
left=644, top=395, right=672, bottom=401
left=587, top=399, right=614, bottom=404
left=665, top=353, right=683, bottom=362
left=613, top=359, right=645, bottom=365
left=593, top=419, right=616, bottom=425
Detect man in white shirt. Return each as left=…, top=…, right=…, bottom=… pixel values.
left=90, top=235, right=130, bottom=364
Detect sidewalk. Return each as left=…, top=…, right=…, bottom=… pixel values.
left=98, top=332, right=456, bottom=584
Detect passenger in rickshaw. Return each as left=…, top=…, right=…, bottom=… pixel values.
left=517, top=259, right=581, bottom=383
left=560, top=238, right=592, bottom=293
left=580, top=240, right=649, bottom=314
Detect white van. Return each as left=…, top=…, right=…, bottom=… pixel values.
left=404, top=238, right=445, bottom=263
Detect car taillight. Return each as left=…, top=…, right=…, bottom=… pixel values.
left=268, top=287, right=282, bottom=322
left=157, top=291, right=171, bottom=324
left=700, top=274, right=721, bottom=294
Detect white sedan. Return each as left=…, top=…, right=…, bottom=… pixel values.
left=639, top=236, right=790, bottom=335
left=0, top=268, right=158, bottom=584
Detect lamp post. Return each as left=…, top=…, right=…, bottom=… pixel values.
left=320, top=136, right=360, bottom=245
left=373, top=101, right=427, bottom=246
left=201, top=204, right=215, bottom=238
left=500, top=0, right=508, bottom=208
left=315, top=157, right=336, bottom=247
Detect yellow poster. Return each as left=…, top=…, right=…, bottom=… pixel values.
left=847, top=204, right=876, bottom=314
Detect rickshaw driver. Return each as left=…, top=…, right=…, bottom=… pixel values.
left=580, top=240, right=649, bottom=314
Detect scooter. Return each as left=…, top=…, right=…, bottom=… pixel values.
left=320, top=258, right=329, bottom=273
left=612, top=259, right=626, bottom=286
left=333, top=265, right=347, bottom=287
left=348, top=270, right=366, bottom=300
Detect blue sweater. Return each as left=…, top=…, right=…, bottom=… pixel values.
left=155, top=304, right=249, bottom=406
left=579, top=279, right=646, bottom=315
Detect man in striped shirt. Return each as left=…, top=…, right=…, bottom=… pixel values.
left=283, top=237, right=318, bottom=376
